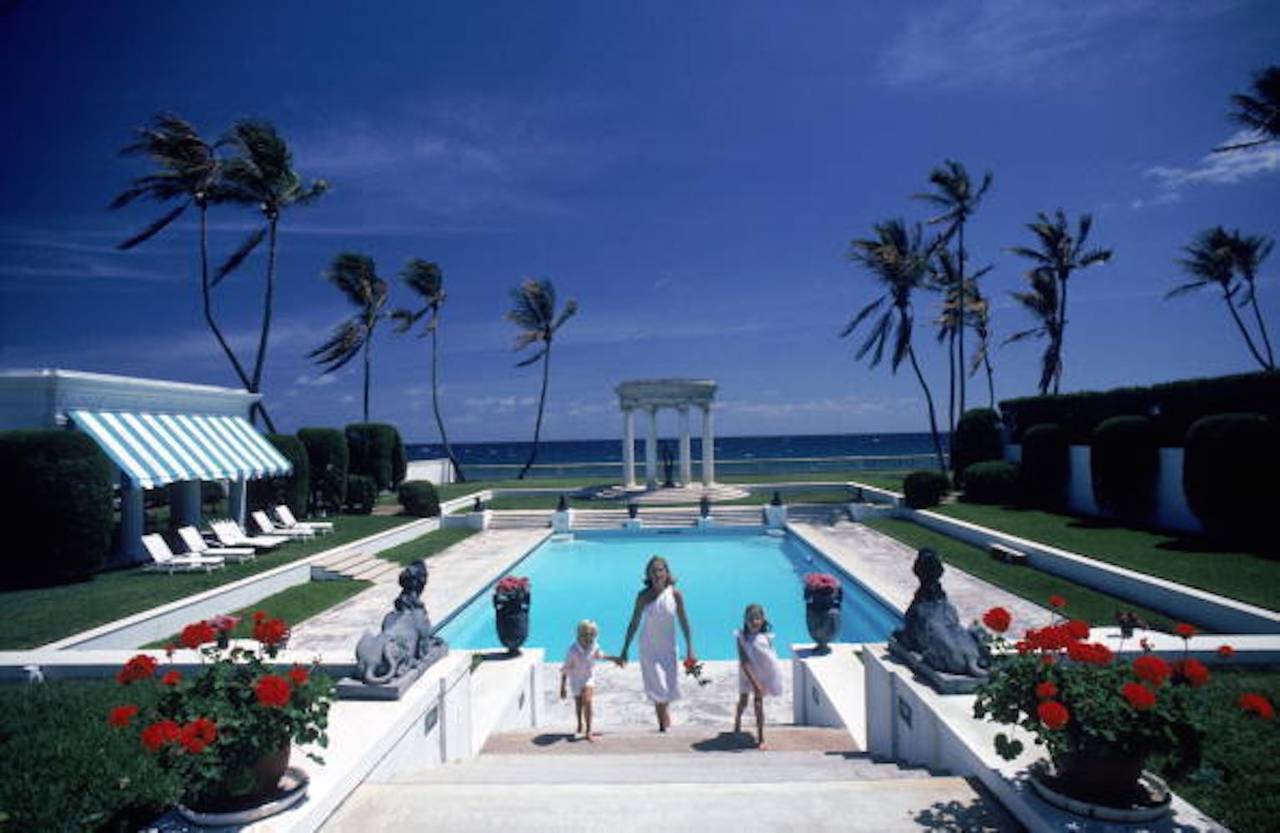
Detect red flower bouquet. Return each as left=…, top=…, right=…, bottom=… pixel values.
left=494, top=575, right=531, bottom=600
left=803, top=573, right=840, bottom=593
left=682, top=656, right=711, bottom=687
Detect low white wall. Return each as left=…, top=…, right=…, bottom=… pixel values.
left=792, top=643, right=867, bottom=749
left=405, top=458, right=456, bottom=485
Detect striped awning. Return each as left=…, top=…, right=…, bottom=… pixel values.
left=68, top=410, right=292, bottom=489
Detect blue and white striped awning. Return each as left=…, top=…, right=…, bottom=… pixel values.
left=68, top=410, right=292, bottom=489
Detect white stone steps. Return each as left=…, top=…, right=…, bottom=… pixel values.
left=346, top=559, right=401, bottom=583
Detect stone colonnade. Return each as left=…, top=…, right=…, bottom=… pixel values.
left=616, top=379, right=717, bottom=489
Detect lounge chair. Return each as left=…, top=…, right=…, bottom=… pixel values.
left=176, top=526, right=256, bottom=564
left=141, top=534, right=224, bottom=574
left=273, top=504, right=334, bottom=535
left=251, top=510, right=313, bottom=540
left=209, top=519, right=287, bottom=551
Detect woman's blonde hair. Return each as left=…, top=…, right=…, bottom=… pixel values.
left=576, top=619, right=599, bottom=640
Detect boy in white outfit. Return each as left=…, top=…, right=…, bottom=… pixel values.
left=560, top=619, right=619, bottom=741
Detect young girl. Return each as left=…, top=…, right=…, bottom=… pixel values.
left=560, top=619, right=618, bottom=741
left=734, top=603, right=784, bottom=749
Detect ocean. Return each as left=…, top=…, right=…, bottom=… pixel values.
left=407, top=432, right=946, bottom=480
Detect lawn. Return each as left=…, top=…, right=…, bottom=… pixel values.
left=376, top=527, right=478, bottom=566
left=0, top=514, right=416, bottom=650
left=933, top=503, right=1280, bottom=612
left=862, top=517, right=1179, bottom=631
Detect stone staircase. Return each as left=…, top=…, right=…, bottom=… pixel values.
left=310, top=549, right=402, bottom=583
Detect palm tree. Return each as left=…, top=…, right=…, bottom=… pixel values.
left=1216, top=65, right=1280, bottom=152
left=1225, top=230, right=1275, bottom=370
left=506, top=278, right=579, bottom=480
left=309, top=253, right=388, bottom=422
left=966, top=283, right=998, bottom=408
left=1167, top=227, right=1273, bottom=370
left=1008, top=210, right=1112, bottom=394
left=915, top=160, right=993, bottom=423
left=1004, top=270, right=1062, bottom=396
left=391, top=259, right=466, bottom=482
left=841, top=220, right=947, bottom=471
left=219, top=120, right=328, bottom=427
left=110, top=114, right=265, bottom=421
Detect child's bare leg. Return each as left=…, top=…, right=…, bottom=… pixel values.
left=753, top=693, right=767, bottom=749
left=654, top=702, right=670, bottom=732
left=734, top=693, right=749, bottom=734
left=582, top=686, right=595, bottom=741
left=573, top=695, right=584, bottom=735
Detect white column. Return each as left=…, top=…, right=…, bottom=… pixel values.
left=678, top=406, right=691, bottom=486
left=622, top=408, right=636, bottom=488
left=645, top=407, right=658, bottom=489
left=701, top=405, right=715, bottom=486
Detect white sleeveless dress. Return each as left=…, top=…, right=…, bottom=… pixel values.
left=639, top=586, right=680, bottom=704
left=736, top=629, right=784, bottom=696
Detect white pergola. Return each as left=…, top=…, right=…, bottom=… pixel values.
left=616, top=379, right=717, bottom=489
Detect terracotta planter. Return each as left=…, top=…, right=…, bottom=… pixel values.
left=189, top=745, right=291, bottom=813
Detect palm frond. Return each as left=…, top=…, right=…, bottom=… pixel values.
left=400, top=259, right=444, bottom=302
left=515, top=347, right=547, bottom=368
left=115, top=202, right=188, bottom=250
left=839, top=296, right=886, bottom=338
left=307, top=320, right=366, bottom=373
left=212, top=227, right=266, bottom=286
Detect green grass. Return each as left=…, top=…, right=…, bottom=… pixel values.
left=933, top=503, right=1280, bottom=612
left=863, top=517, right=1179, bottom=630
left=376, top=527, right=478, bottom=566
left=0, top=514, right=415, bottom=650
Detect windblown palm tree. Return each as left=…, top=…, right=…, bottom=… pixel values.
left=841, top=220, right=947, bottom=471
left=1004, top=271, right=1062, bottom=396
left=966, top=284, right=998, bottom=408
left=1167, top=227, right=1274, bottom=370
left=309, top=253, right=388, bottom=422
left=219, top=120, right=328, bottom=427
left=1226, top=230, right=1275, bottom=370
left=1008, top=210, right=1111, bottom=395
left=915, top=160, right=993, bottom=425
left=1216, top=65, right=1280, bottom=152
left=506, top=278, right=578, bottom=480
left=110, top=114, right=263, bottom=420
left=391, top=259, right=466, bottom=482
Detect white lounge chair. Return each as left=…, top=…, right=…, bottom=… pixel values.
left=209, top=519, right=287, bottom=550
left=176, top=526, right=256, bottom=564
left=273, top=504, right=334, bottom=535
left=251, top=510, right=313, bottom=540
left=141, top=534, right=224, bottom=574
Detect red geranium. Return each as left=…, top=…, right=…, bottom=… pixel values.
left=116, top=654, right=158, bottom=685
left=107, top=704, right=139, bottom=727
left=1175, top=659, right=1210, bottom=688
left=1048, top=594, right=1067, bottom=609
left=288, top=665, right=309, bottom=686
left=1174, top=623, right=1197, bottom=639
left=254, top=674, right=292, bottom=707
left=1066, top=641, right=1113, bottom=665
left=1123, top=682, right=1157, bottom=711
left=804, top=573, right=840, bottom=593
left=180, top=621, right=217, bottom=649
left=1217, top=644, right=1235, bottom=659
left=495, top=576, right=531, bottom=595
left=162, top=670, right=182, bottom=686
left=1037, top=700, right=1069, bottom=730
left=1239, top=693, right=1275, bottom=720
left=1035, top=681, right=1058, bottom=700
left=982, top=607, right=1012, bottom=633
left=1133, top=654, right=1172, bottom=687
left=179, top=718, right=217, bottom=754
left=1065, top=619, right=1090, bottom=641
left=252, top=616, right=289, bottom=649
left=141, top=719, right=182, bottom=752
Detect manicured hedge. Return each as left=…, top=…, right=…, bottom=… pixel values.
left=1183, top=413, right=1280, bottom=544
left=398, top=480, right=440, bottom=518
left=962, top=460, right=1020, bottom=504
left=391, top=434, right=407, bottom=489
left=345, top=474, right=378, bottom=514
left=247, top=434, right=310, bottom=517
left=298, top=427, right=348, bottom=514
left=0, top=430, right=114, bottom=588
left=1020, top=423, right=1068, bottom=509
left=1001, top=371, right=1280, bottom=445
left=952, top=408, right=1004, bottom=483
left=1090, top=415, right=1158, bottom=521
left=346, top=423, right=402, bottom=492
left=903, top=470, right=950, bottom=509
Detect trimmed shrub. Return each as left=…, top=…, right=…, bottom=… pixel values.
left=346, top=423, right=402, bottom=492
left=398, top=480, right=440, bottom=518
left=345, top=474, right=378, bottom=514
left=298, top=427, right=348, bottom=514
left=0, top=430, right=113, bottom=588
left=903, top=470, right=950, bottom=509
left=1090, top=415, right=1158, bottom=521
left=391, top=432, right=407, bottom=489
left=1184, top=413, right=1280, bottom=544
left=963, top=460, right=1020, bottom=504
left=952, top=408, right=1005, bottom=484
left=1020, top=423, right=1069, bottom=508
left=247, top=434, right=310, bottom=518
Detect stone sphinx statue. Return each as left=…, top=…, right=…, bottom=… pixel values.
left=354, top=560, right=448, bottom=687
left=888, top=548, right=989, bottom=692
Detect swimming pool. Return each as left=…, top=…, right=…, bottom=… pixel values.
left=435, top=527, right=902, bottom=660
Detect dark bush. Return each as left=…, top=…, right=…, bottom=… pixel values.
left=1184, top=413, right=1280, bottom=544
left=1090, top=415, right=1158, bottom=521
left=247, top=434, right=310, bottom=518
left=952, top=408, right=1005, bottom=484
left=346, top=423, right=402, bottom=492
left=1020, top=423, right=1069, bottom=509
left=963, top=461, right=1020, bottom=504
left=398, top=480, right=440, bottom=518
left=298, top=427, right=348, bottom=514
left=345, top=474, right=378, bottom=514
left=391, top=432, right=407, bottom=489
left=201, top=480, right=227, bottom=515
left=0, top=430, right=113, bottom=588
left=903, top=470, right=950, bottom=509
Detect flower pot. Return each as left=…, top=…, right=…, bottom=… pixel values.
left=1054, top=749, right=1147, bottom=806
left=495, top=598, right=530, bottom=655
left=804, top=588, right=842, bottom=654
left=189, top=745, right=291, bottom=814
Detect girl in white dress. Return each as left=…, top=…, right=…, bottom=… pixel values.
left=734, top=603, right=784, bottom=749
left=559, top=619, right=619, bottom=741
left=618, top=555, right=696, bottom=732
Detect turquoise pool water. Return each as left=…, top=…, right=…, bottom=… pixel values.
left=435, top=528, right=902, bottom=660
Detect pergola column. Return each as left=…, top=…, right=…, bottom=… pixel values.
left=645, top=407, right=658, bottom=488
left=701, top=405, right=715, bottom=486
left=622, top=408, right=636, bottom=488
left=678, top=406, right=691, bottom=486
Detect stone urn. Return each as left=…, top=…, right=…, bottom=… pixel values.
left=493, top=577, right=531, bottom=655
left=803, top=575, right=842, bottom=654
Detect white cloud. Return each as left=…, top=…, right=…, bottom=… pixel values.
left=293, top=373, right=337, bottom=387
left=1135, top=133, right=1280, bottom=209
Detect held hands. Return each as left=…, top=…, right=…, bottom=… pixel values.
left=615, top=651, right=628, bottom=668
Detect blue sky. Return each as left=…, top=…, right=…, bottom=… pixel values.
left=1, top=1, right=1276, bottom=443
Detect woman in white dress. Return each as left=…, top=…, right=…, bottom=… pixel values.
left=618, top=555, right=696, bottom=732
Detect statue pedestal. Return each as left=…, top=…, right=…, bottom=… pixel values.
left=763, top=504, right=787, bottom=528
left=887, top=636, right=988, bottom=695
left=551, top=509, right=573, bottom=532
left=623, top=518, right=643, bottom=530
left=695, top=517, right=714, bottom=528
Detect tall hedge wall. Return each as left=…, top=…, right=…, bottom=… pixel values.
left=298, top=427, right=348, bottom=513
left=346, top=423, right=403, bottom=492
left=1183, top=414, right=1279, bottom=544
left=1020, top=423, right=1069, bottom=509
left=952, top=408, right=1004, bottom=483
left=1090, top=415, right=1158, bottom=522
left=0, top=431, right=114, bottom=587
left=247, top=434, right=310, bottom=517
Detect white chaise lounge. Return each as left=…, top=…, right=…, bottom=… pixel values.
left=273, top=504, right=334, bottom=535
left=251, top=510, right=313, bottom=540
left=209, top=519, right=287, bottom=551
left=141, top=533, right=224, bottom=574
left=176, top=526, right=256, bottom=564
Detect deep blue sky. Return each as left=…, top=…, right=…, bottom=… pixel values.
left=1, top=1, right=1276, bottom=442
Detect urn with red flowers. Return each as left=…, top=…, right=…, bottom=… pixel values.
left=493, top=576, right=531, bottom=655
left=802, top=573, right=842, bottom=654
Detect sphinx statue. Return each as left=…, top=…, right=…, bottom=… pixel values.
left=353, top=560, right=448, bottom=688
left=888, top=548, right=990, bottom=692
